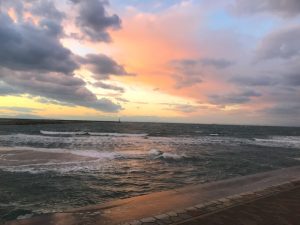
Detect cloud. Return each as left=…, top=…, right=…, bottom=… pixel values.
left=92, top=81, right=125, bottom=92
left=209, top=90, right=261, bottom=105
left=35, top=97, right=75, bottom=106
left=0, top=10, right=121, bottom=113
left=172, top=104, right=198, bottom=113
left=231, top=0, right=300, bottom=17
left=0, top=13, right=78, bottom=74
left=31, top=0, right=65, bottom=22
left=231, top=75, right=277, bottom=86
left=161, top=102, right=199, bottom=113
left=200, top=58, right=234, bottom=69
left=169, top=59, right=202, bottom=88
left=0, top=69, right=121, bottom=112
left=80, top=54, right=133, bottom=79
left=71, top=0, right=121, bottom=42
left=256, top=25, right=300, bottom=60
left=169, top=58, right=233, bottom=88
left=0, top=82, right=20, bottom=96
left=0, top=106, right=38, bottom=113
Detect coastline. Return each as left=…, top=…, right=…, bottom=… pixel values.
left=4, top=166, right=300, bottom=225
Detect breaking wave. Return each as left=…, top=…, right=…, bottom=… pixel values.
left=148, top=149, right=187, bottom=160
left=40, top=130, right=148, bottom=137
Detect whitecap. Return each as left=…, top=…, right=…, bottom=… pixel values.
left=148, top=149, right=163, bottom=156
left=40, top=130, right=88, bottom=135
left=88, top=132, right=148, bottom=137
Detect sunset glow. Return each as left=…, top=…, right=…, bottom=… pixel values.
left=0, top=0, right=300, bottom=125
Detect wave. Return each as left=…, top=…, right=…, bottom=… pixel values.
left=40, top=130, right=88, bottom=135
left=40, top=130, right=148, bottom=137
left=148, top=149, right=187, bottom=160
left=88, top=132, right=148, bottom=137
left=0, top=146, right=122, bottom=160
left=254, top=136, right=300, bottom=148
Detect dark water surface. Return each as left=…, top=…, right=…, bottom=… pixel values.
left=0, top=121, right=300, bottom=222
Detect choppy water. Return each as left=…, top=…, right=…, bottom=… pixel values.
left=0, top=121, right=300, bottom=222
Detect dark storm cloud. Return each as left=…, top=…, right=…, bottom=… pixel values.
left=232, top=0, right=300, bottom=17
left=93, top=81, right=125, bottom=92
left=80, top=54, right=133, bottom=79
left=209, top=90, right=261, bottom=105
left=0, top=9, right=122, bottom=113
left=71, top=0, right=121, bottom=42
left=31, top=0, right=65, bottom=22
left=257, top=26, right=300, bottom=60
left=0, top=13, right=77, bottom=74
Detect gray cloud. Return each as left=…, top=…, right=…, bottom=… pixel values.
left=285, top=73, right=300, bottom=86
left=31, top=0, right=65, bottom=22
left=0, top=13, right=78, bottom=74
left=262, top=102, right=300, bottom=125
left=170, top=59, right=202, bottom=88
left=200, top=58, right=234, bottom=69
left=0, top=69, right=121, bottom=112
left=0, top=10, right=121, bottom=113
left=170, top=58, right=233, bottom=88
left=171, top=104, right=198, bottom=113
left=71, top=0, right=121, bottom=42
left=35, top=97, right=75, bottom=107
left=0, top=82, right=20, bottom=96
left=257, top=26, right=300, bottom=60
left=232, top=0, right=300, bottom=17
left=209, top=90, right=261, bottom=105
left=231, top=75, right=277, bottom=86
left=116, top=97, right=129, bottom=103
left=80, top=54, right=133, bottom=79
left=160, top=102, right=199, bottom=113
left=93, top=81, right=125, bottom=92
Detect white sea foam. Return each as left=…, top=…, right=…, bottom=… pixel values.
left=148, top=149, right=163, bottom=156
left=254, top=136, right=300, bottom=148
left=148, top=149, right=186, bottom=160
left=40, top=130, right=88, bottom=135
left=0, top=146, right=122, bottom=160
left=88, top=132, right=148, bottom=137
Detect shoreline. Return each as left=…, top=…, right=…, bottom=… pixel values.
left=4, top=166, right=300, bottom=225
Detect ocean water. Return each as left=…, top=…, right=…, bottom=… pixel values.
left=1, top=121, right=300, bottom=222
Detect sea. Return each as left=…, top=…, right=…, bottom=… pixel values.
left=0, top=121, right=300, bottom=222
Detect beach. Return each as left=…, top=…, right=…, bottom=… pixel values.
left=0, top=121, right=300, bottom=224
left=4, top=166, right=300, bottom=225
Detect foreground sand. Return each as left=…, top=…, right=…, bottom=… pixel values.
left=177, top=184, right=300, bottom=225
left=4, top=166, right=300, bottom=225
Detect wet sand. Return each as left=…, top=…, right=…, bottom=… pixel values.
left=0, top=149, right=96, bottom=167
left=4, top=166, right=300, bottom=225
left=177, top=185, right=300, bottom=225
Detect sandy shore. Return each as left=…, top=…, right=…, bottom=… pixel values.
left=4, top=166, right=300, bottom=225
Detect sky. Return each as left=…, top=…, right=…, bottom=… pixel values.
left=0, top=0, right=300, bottom=126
